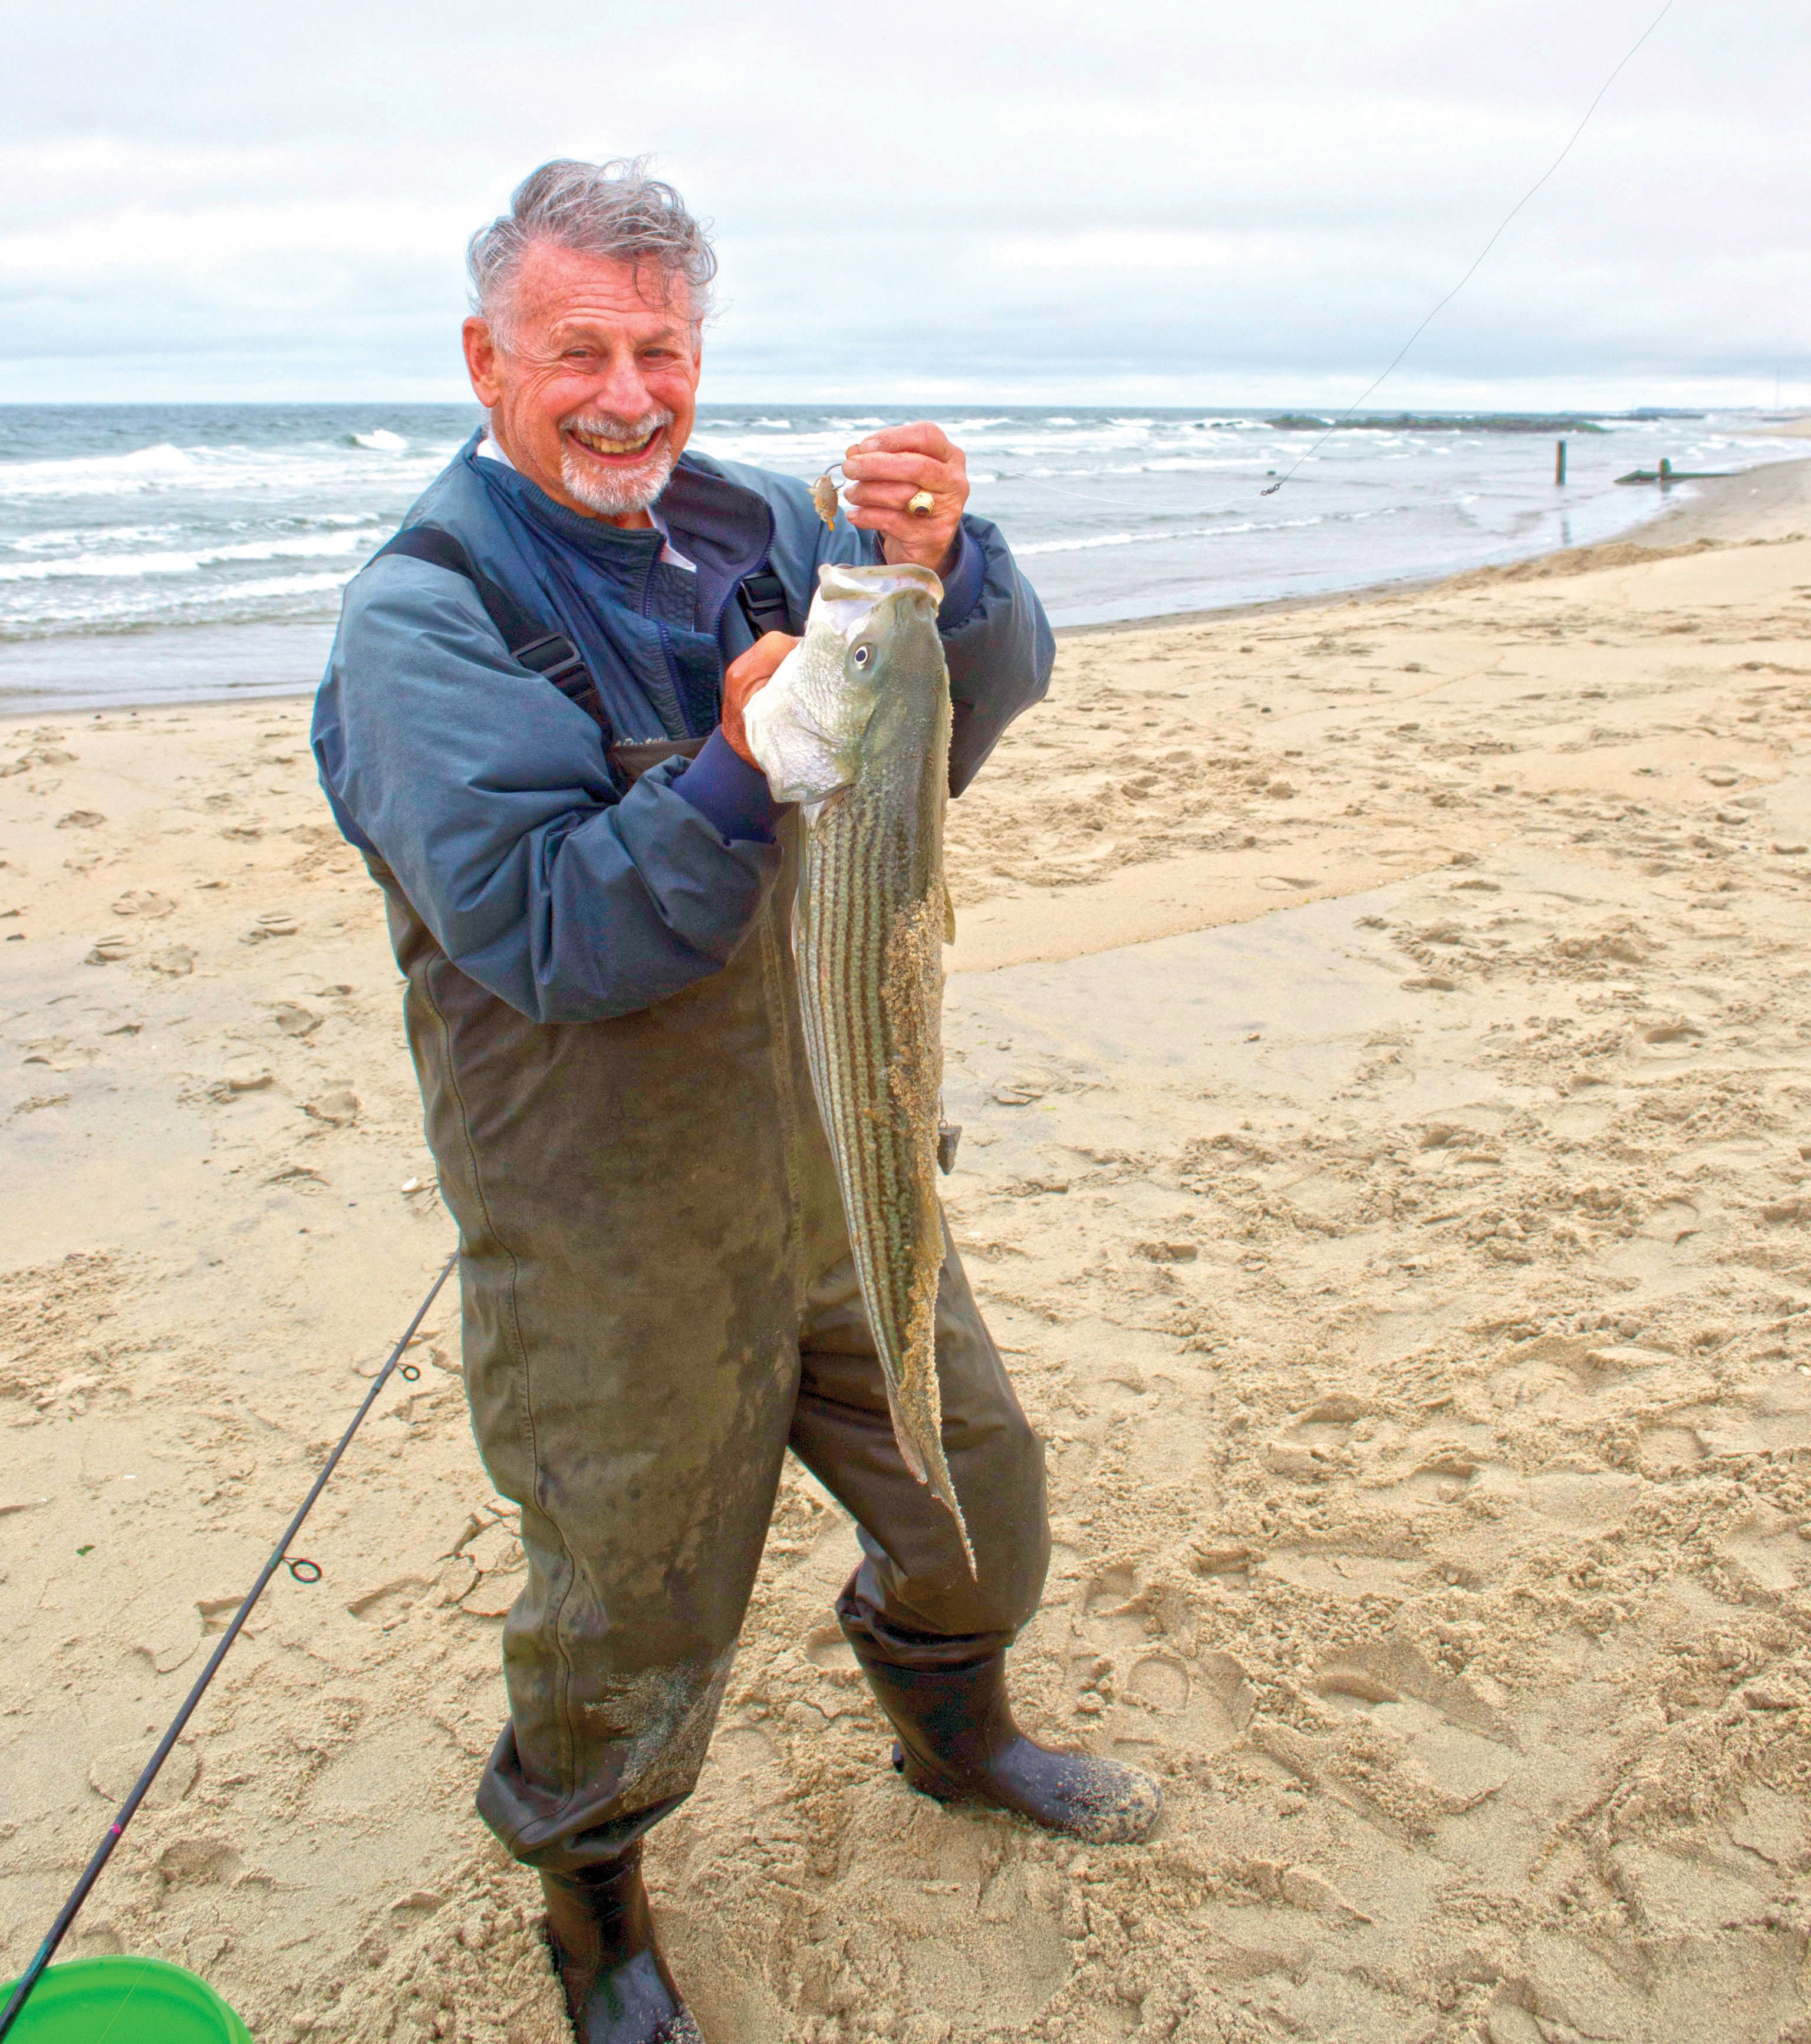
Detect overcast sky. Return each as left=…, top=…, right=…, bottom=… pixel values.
left=3, top=0, right=1805, bottom=410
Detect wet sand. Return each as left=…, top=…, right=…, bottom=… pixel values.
left=3, top=459, right=1810, bottom=2042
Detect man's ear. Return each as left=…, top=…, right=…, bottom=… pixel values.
left=463, top=317, right=504, bottom=410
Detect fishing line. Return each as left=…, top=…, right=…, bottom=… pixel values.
left=1262, top=0, right=1679, bottom=495
left=0, top=1251, right=459, bottom=2042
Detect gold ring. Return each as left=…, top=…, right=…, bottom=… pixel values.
left=907, top=490, right=935, bottom=517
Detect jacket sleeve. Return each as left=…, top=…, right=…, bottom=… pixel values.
left=933, top=511, right=1056, bottom=796
left=311, top=555, right=780, bottom=1024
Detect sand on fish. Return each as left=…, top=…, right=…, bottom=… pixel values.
left=3, top=462, right=1811, bottom=2043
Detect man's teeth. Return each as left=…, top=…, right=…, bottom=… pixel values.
left=571, top=426, right=658, bottom=458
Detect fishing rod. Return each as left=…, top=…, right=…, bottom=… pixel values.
left=1262, top=0, right=1680, bottom=495
left=0, top=1251, right=460, bottom=2042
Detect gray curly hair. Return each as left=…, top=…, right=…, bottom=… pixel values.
left=467, top=157, right=717, bottom=339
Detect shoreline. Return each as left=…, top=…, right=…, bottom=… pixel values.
left=1053, top=449, right=1811, bottom=638
left=4, top=453, right=1805, bottom=723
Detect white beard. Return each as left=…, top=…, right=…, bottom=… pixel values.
left=559, top=410, right=678, bottom=516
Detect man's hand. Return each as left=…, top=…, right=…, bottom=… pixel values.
left=841, top=423, right=969, bottom=578
left=722, top=631, right=799, bottom=767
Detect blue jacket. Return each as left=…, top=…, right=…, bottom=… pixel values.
left=312, top=434, right=1053, bottom=1023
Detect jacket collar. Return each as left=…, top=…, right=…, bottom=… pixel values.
left=655, top=453, right=776, bottom=632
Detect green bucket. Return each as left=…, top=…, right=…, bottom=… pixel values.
left=1, top=1956, right=252, bottom=2042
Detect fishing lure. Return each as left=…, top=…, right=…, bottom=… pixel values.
left=812, top=463, right=845, bottom=528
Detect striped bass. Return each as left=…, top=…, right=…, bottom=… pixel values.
left=743, top=561, right=970, bottom=1562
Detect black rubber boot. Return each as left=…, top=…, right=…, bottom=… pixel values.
left=540, top=1846, right=702, bottom=2044
left=847, top=1644, right=1163, bottom=1845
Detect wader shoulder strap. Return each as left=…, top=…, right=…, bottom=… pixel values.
left=374, top=525, right=782, bottom=787
left=374, top=525, right=615, bottom=741
left=736, top=569, right=795, bottom=641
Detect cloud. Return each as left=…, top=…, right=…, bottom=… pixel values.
left=2, top=0, right=1806, bottom=405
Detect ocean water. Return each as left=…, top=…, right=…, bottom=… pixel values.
left=0, top=402, right=1801, bottom=716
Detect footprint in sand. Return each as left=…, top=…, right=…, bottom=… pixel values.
left=304, top=1088, right=359, bottom=1126
left=112, top=890, right=175, bottom=918
left=89, top=1738, right=199, bottom=1810
left=1636, top=1019, right=1707, bottom=1059
left=1124, top=1651, right=1190, bottom=1714
left=0, top=745, right=75, bottom=777
left=155, top=1839, right=241, bottom=1890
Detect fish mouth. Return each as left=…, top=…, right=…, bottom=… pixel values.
left=813, top=560, right=944, bottom=639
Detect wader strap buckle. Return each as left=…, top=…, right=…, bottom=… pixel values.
left=514, top=632, right=587, bottom=687
left=736, top=569, right=795, bottom=641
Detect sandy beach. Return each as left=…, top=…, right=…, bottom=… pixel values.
left=5, top=459, right=1811, bottom=2043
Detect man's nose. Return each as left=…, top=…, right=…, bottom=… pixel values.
left=589, top=352, right=654, bottom=418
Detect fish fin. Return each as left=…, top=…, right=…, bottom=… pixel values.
left=931, top=1463, right=977, bottom=1578
left=801, top=789, right=849, bottom=828
left=888, top=1396, right=976, bottom=1578
left=885, top=1383, right=930, bottom=1485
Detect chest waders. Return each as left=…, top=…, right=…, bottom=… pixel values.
left=366, top=786, right=1048, bottom=1874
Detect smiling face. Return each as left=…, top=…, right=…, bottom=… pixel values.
left=462, top=240, right=702, bottom=524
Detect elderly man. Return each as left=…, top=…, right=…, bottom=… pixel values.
left=313, top=159, right=1157, bottom=2044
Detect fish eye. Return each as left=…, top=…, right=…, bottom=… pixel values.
left=851, top=644, right=872, bottom=668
